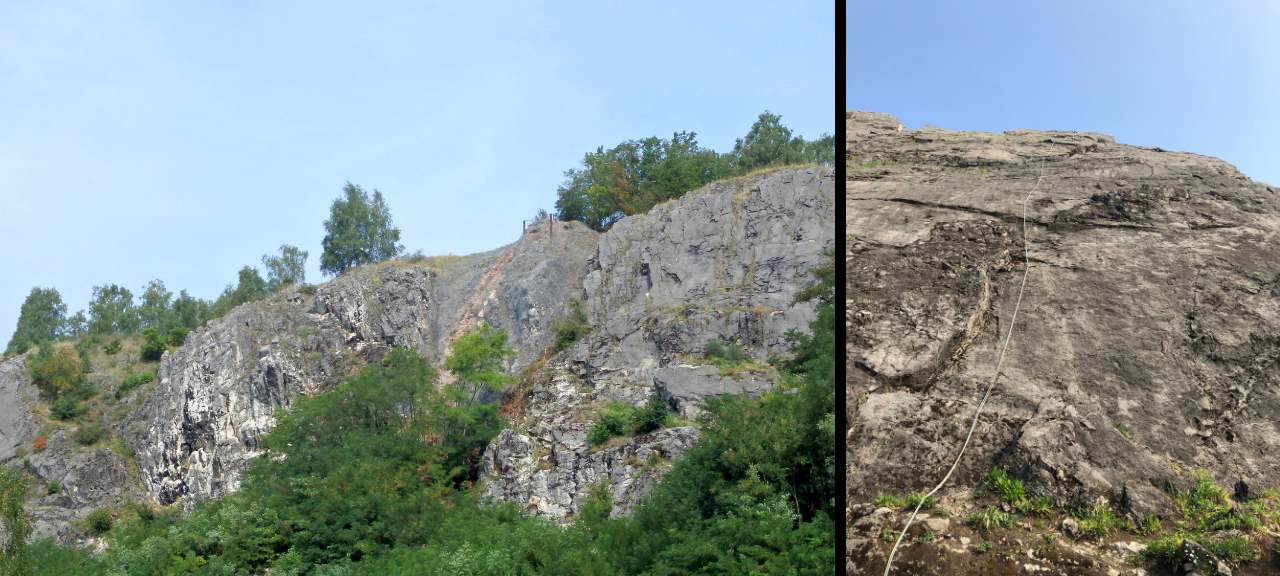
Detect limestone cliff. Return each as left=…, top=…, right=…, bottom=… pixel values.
left=125, top=222, right=599, bottom=510
left=848, top=111, right=1280, bottom=574
left=481, top=166, right=835, bottom=519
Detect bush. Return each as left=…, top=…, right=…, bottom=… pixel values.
left=140, top=328, right=166, bottom=362
left=72, top=424, right=109, bottom=446
left=117, top=370, right=155, bottom=399
left=586, top=399, right=671, bottom=446
left=50, top=397, right=85, bottom=421
left=706, top=339, right=746, bottom=362
left=167, top=327, right=191, bottom=347
left=47, top=479, right=59, bottom=495
left=84, top=509, right=112, bottom=534
left=30, top=344, right=86, bottom=400
left=103, top=339, right=121, bottom=355
left=33, top=436, right=47, bottom=451
left=552, top=299, right=591, bottom=351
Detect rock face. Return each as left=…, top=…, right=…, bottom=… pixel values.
left=126, top=222, right=599, bottom=510
left=116, top=165, right=832, bottom=518
left=480, top=167, right=835, bottom=519
left=0, top=355, right=39, bottom=461
left=578, top=166, right=835, bottom=388
left=849, top=110, right=1280, bottom=570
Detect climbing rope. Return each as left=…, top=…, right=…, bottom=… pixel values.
left=882, top=156, right=1045, bottom=575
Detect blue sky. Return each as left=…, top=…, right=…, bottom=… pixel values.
left=0, top=1, right=834, bottom=340
left=850, top=2, right=1280, bottom=182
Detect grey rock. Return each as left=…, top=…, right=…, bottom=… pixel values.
left=126, top=223, right=600, bottom=510
left=849, top=111, right=1280, bottom=513
left=653, top=365, right=773, bottom=419
left=921, top=516, right=949, bottom=534
left=578, top=167, right=835, bottom=389
left=1061, top=517, right=1081, bottom=539
left=0, top=355, right=39, bottom=461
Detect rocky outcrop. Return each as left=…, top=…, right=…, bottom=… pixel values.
left=653, top=365, right=773, bottom=419
left=848, top=110, right=1280, bottom=571
left=0, top=355, right=39, bottom=461
left=577, top=166, right=835, bottom=388
left=481, top=167, right=835, bottom=519
left=126, top=222, right=599, bottom=510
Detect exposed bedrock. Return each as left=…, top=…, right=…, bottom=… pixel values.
left=849, top=110, right=1280, bottom=519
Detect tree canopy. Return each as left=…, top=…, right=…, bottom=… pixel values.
left=5, top=288, right=68, bottom=354
left=262, top=244, right=308, bottom=292
left=320, top=183, right=404, bottom=276
left=87, top=284, right=139, bottom=335
left=554, top=111, right=834, bottom=232
left=443, top=322, right=516, bottom=404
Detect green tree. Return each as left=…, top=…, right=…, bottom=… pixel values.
left=61, top=311, right=87, bottom=341
left=6, top=288, right=67, bottom=354
left=172, top=289, right=210, bottom=330
left=262, top=244, right=308, bottom=292
left=87, top=284, right=139, bottom=335
left=320, top=183, right=404, bottom=276
left=443, top=322, right=515, bottom=404
left=554, top=132, right=733, bottom=232
left=0, top=464, right=32, bottom=576
left=801, top=132, right=835, bottom=166
left=731, top=110, right=809, bottom=171
left=208, top=267, right=270, bottom=320
left=30, top=344, right=86, bottom=400
left=137, top=280, right=177, bottom=334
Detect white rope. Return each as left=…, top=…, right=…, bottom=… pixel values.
left=882, top=156, right=1045, bottom=575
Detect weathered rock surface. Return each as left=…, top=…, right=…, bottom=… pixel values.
left=0, top=355, right=39, bottom=461
left=849, top=110, right=1280, bottom=572
left=577, top=166, right=835, bottom=389
left=126, top=222, right=599, bottom=510
left=653, top=364, right=773, bottom=419
left=481, top=167, right=834, bottom=519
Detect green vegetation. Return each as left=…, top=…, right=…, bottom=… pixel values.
left=139, top=328, right=166, bottom=362
left=873, top=492, right=907, bottom=509
left=320, top=182, right=404, bottom=276
left=968, top=507, right=1018, bottom=530
left=705, top=339, right=746, bottom=362
left=551, top=298, right=590, bottom=351
left=983, top=466, right=1025, bottom=504
left=1075, top=501, right=1129, bottom=537
left=443, top=322, right=516, bottom=404
left=117, top=369, right=155, bottom=399
left=554, top=111, right=833, bottom=231
left=5, top=287, right=70, bottom=355
left=50, top=397, right=86, bottom=421
left=262, top=244, right=308, bottom=291
left=29, top=343, right=86, bottom=401
left=83, top=509, right=112, bottom=535
left=585, top=399, right=672, bottom=446
left=103, top=339, right=121, bottom=355
left=0, top=463, right=32, bottom=576
left=975, top=541, right=992, bottom=553
left=906, top=493, right=937, bottom=510
left=45, top=479, right=58, bottom=495
left=72, top=424, right=109, bottom=446
left=15, top=216, right=835, bottom=576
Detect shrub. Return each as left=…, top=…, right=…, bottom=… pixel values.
left=84, top=508, right=112, bottom=534
left=73, top=424, right=109, bottom=446
left=552, top=299, right=590, bottom=351
left=167, top=327, right=191, bottom=347
left=705, top=339, right=746, bottom=361
left=585, top=399, right=671, bottom=446
left=47, top=478, right=59, bottom=494
left=33, top=436, right=47, bottom=451
left=30, top=344, right=86, bottom=400
left=117, top=370, right=155, bottom=399
left=140, top=328, right=166, bottom=362
left=50, top=396, right=85, bottom=421
left=103, top=339, right=121, bottom=355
